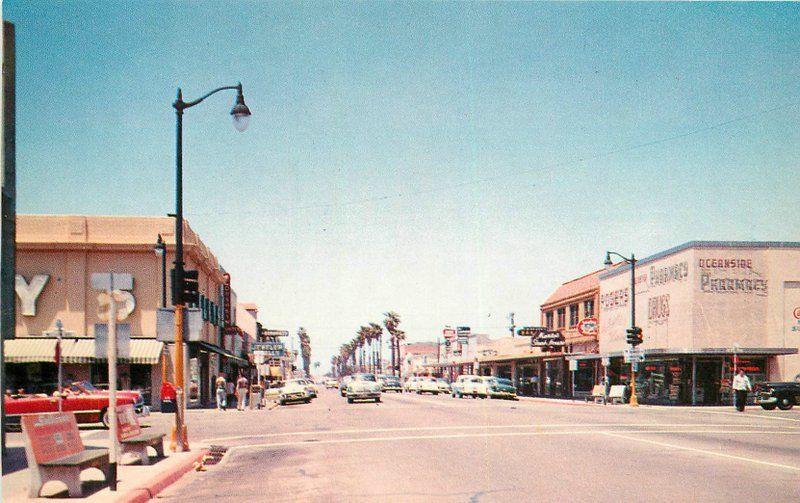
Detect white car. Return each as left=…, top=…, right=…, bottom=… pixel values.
left=403, top=377, right=421, bottom=393
left=324, top=379, right=338, bottom=389
left=436, top=378, right=451, bottom=393
left=452, top=375, right=488, bottom=398
left=416, top=377, right=440, bottom=395
left=346, top=373, right=382, bottom=403
left=278, top=380, right=312, bottom=405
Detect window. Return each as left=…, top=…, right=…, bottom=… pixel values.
left=569, top=304, right=579, bottom=327
left=557, top=308, right=566, bottom=328
left=584, top=299, right=595, bottom=318
left=545, top=311, right=554, bottom=330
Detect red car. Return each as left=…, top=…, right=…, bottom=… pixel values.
left=4, top=381, right=146, bottom=429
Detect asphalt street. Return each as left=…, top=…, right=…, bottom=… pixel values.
left=141, top=390, right=800, bottom=503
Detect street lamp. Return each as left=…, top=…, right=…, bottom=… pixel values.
left=153, top=234, right=166, bottom=308
left=604, top=251, right=640, bottom=407
left=171, top=82, right=251, bottom=452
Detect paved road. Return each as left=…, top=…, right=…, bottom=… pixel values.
left=145, top=390, right=800, bottom=502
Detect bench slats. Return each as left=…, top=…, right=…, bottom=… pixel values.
left=120, top=431, right=164, bottom=444
left=39, top=447, right=109, bottom=467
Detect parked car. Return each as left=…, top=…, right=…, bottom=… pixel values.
left=339, top=376, right=353, bottom=397
left=279, top=380, right=312, bottom=406
left=417, top=377, right=440, bottom=395
left=345, top=373, right=382, bottom=403
left=403, top=377, right=422, bottom=393
left=451, top=375, right=480, bottom=398
left=295, top=378, right=318, bottom=398
left=380, top=376, right=403, bottom=393
left=5, top=388, right=138, bottom=429
left=324, top=379, right=338, bottom=389
left=436, top=378, right=451, bottom=393
left=486, top=377, right=518, bottom=400
left=754, top=381, right=800, bottom=410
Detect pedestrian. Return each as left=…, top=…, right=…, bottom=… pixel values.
left=732, top=369, right=752, bottom=412
left=603, top=375, right=611, bottom=405
left=236, top=373, right=249, bottom=411
left=215, top=374, right=227, bottom=411
left=226, top=379, right=235, bottom=408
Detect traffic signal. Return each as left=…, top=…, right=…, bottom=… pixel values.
left=170, top=268, right=200, bottom=306
left=182, top=269, right=199, bottom=305
left=626, top=326, right=643, bottom=346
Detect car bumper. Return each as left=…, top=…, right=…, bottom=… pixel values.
left=347, top=391, right=381, bottom=399
left=280, top=392, right=308, bottom=402
left=755, top=394, right=777, bottom=405
left=382, top=386, right=402, bottom=392
left=488, top=391, right=517, bottom=399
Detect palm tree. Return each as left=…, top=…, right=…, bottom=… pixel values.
left=369, top=322, right=383, bottom=374
left=357, top=326, right=369, bottom=372
left=297, top=327, right=311, bottom=376
left=383, top=311, right=403, bottom=377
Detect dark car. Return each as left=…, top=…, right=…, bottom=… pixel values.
left=754, top=381, right=800, bottom=410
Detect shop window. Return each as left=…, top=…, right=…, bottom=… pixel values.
left=569, top=304, right=579, bottom=327
left=583, top=299, right=594, bottom=318
left=545, top=311, right=554, bottom=330
left=557, top=308, right=565, bottom=328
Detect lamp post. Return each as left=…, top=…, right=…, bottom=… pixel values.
left=55, top=319, right=63, bottom=412
left=604, top=251, right=640, bottom=407
left=154, top=234, right=166, bottom=308
left=171, top=83, right=251, bottom=451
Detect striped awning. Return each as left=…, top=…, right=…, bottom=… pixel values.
left=4, top=338, right=164, bottom=365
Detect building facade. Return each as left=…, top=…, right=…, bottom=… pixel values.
left=6, top=215, right=254, bottom=409
left=595, top=241, right=800, bottom=405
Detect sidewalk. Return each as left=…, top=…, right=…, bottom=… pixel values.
left=2, top=433, right=204, bottom=502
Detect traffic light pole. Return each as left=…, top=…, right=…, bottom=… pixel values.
left=172, top=92, right=188, bottom=452
left=629, top=254, right=638, bottom=407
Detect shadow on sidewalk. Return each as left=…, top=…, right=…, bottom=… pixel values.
left=2, top=446, right=27, bottom=475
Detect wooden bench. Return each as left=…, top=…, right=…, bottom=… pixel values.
left=608, top=385, right=627, bottom=404
left=587, top=385, right=606, bottom=404
left=117, top=404, right=165, bottom=465
left=21, top=412, right=110, bottom=498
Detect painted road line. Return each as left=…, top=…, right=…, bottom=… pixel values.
left=224, top=429, right=800, bottom=452
left=601, top=431, right=800, bottom=473
left=642, top=406, right=800, bottom=423
left=204, top=422, right=799, bottom=443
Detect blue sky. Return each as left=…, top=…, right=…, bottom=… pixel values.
left=5, top=2, right=800, bottom=369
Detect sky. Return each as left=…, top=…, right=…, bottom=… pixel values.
left=5, top=1, right=800, bottom=370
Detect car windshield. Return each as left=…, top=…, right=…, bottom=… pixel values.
left=353, top=374, right=376, bottom=382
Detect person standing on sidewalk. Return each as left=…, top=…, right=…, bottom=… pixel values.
left=236, top=373, right=249, bottom=411
left=732, top=369, right=752, bottom=412
left=215, top=374, right=227, bottom=411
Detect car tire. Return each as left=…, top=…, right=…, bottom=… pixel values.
left=304, top=398, right=311, bottom=404
left=279, top=399, right=286, bottom=406
left=101, top=408, right=110, bottom=429
left=433, top=392, right=439, bottom=396
left=375, top=397, right=381, bottom=403
left=777, top=397, right=795, bottom=410
left=760, top=403, right=777, bottom=410
left=347, top=397, right=354, bottom=404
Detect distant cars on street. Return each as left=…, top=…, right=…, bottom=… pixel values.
left=403, top=377, right=421, bottom=393
left=436, top=378, right=451, bottom=393
left=754, top=380, right=799, bottom=410
left=380, top=376, right=403, bottom=393
left=345, top=373, right=382, bottom=403
left=324, top=379, right=338, bottom=389
left=417, top=377, right=440, bottom=395
left=279, top=379, right=314, bottom=406
left=340, top=376, right=353, bottom=397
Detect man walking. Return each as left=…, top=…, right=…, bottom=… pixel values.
left=215, top=374, right=227, bottom=411
left=236, top=373, right=249, bottom=411
left=732, top=368, right=752, bottom=412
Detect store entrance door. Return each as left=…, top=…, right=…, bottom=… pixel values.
left=696, top=360, right=721, bottom=405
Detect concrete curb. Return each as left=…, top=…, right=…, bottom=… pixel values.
left=115, top=450, right=208, bottom=503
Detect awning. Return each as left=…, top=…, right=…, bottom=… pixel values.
left=478, top=351, right=563, bottom=364
left=565, top=347, right=799, bottom=361
left=195, top=341, right=249, bottom=365
left=4, top=338, right=164, bottom=365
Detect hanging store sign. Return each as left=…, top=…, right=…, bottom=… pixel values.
left=261, top=329, right=289, bottom=338
left=576, top=318, right=598, bottom=336
left=252, top=340, right=285, bottom=357
left=531, top=331, right=565, bottom=351
left=518, top=326, right=546, bottom=337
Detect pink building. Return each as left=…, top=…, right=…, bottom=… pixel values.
left=6, top=215, right=255, bottom=409
left=596, top=241, right=800, bottom=405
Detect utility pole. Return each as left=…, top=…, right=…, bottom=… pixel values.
left=508, top=312, right=516, bottom=338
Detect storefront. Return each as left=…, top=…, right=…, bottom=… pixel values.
left=599, top=241, right=800, bottom=401
left=573, top=349, right=792, bottom=405
left=8, top=215, right=252, bottom=410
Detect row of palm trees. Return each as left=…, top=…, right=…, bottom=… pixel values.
left=331, top=311, right=405, bottom=378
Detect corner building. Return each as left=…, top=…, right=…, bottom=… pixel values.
left=598, top=241, right=800, bottom=405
